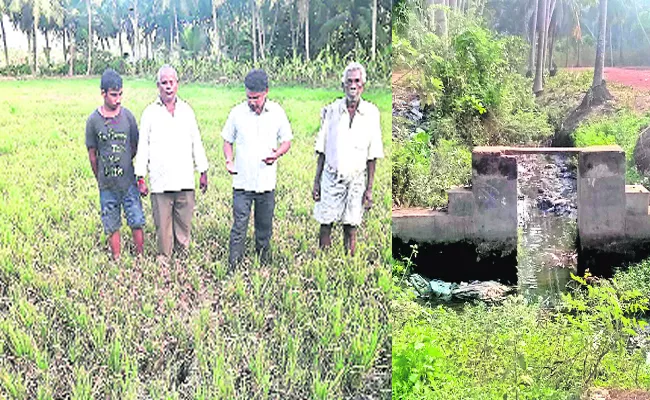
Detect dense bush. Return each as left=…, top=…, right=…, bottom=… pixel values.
left=392, top=128, right=472, bottom=208
left=392, top=7, right=552, bottom=207
left=573, top=110, right=650, bottom=184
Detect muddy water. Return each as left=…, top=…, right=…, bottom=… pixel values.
left=517, top=154, right=578, bottom=301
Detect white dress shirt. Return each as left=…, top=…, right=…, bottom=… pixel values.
left=315, top=98, right=384, bottom=178
left=135, top=97, right=209, bottom=193
left=221, top=100, right=293, bottom=193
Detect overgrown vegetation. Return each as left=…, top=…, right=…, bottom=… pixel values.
left=392, top=4, right=553, bottom=208
left=0, top=48, right=392, bottom=87
left=573, top=110, right=650, bottom=185
left=392, top=254, right=650, bottom=399
left=0, top=79, right=391, bottom=399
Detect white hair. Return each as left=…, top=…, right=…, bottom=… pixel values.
left=341, top=62, right=367, bottom=85
left=157, top=64, right=178, bottom=83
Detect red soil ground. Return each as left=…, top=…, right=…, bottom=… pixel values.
left=566, top=67, right=650, bottom=89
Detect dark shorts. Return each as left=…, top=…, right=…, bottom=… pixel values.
left=99, top=183, right=145, bottom=234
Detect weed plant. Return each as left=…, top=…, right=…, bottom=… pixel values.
left=392, top=258, right=650, bottom=399
left=392, top=1, right=553, bottom=208
left=0, top=47, right=392, bottom=89
left=573, top=110, right=650, bottom=185
left=0, top=79, right=391, bottom=399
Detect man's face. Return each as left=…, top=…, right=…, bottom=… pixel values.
left=157, top=71, right=178, bottom=104
left=102, top=88, right=123, bottom=111
left=246, top=88, right=268, bottom=115
left=343, top=69, right=364, bottom=103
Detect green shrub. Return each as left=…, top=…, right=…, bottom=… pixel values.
left=0, top=63, right=31, bottom=76
left=392, top=276, right=650, bottom=399
left=573, top=110, right=650, bottom=184
left=393, top=135, right=471, bottom=208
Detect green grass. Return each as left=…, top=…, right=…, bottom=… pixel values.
left=392, top=274, right=650, bottom=399
left=572, top=110, right=650, bottom=185
left=0, top=78, right=391, bottom=399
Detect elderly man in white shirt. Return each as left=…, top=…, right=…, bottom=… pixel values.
left=135, top=65, right=209, bottom=262
left=312, top=62, right=384, bottom=256
left=222, top=69, right=292, bottom=268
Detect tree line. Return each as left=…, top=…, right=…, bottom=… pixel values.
left=0, top=0, right=392, bottom=77
left=410, top=0, right=650, bottom=95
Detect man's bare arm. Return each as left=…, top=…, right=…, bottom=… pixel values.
left=363, top=159, right=377, bottom=210
left=313, top=152, right=325, bottom=201
left=223, top=140, right=236, bottom=174
left=88, top=148, right=98, bottom=180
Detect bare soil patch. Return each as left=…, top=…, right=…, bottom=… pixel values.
left=586, top=388, right=650, bottom=400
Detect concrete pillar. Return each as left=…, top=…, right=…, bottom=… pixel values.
left=578, top=146, right=625, bottom=247
left=472, top=147, right=518, bottom=243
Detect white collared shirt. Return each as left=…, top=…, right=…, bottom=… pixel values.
left=134, top=97, right=209, bottom=193
left=221, top=100, right=293, bottom=192
left=315, top=98, right=384, bottom=178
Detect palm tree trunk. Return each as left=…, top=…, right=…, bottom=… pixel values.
left=257, top=6, right=265, bottom=60
left=212, top=0, right=220, bottom=60
left=251, top=0, right=257, bottom=63
left=44, top=29, right=50, bottom=66
left=609, top=23, right=613, bottom=67
left=290, top=3, right=296, bottom=58
left=133, top=0, right=139, bottom=60
left=174, top=5, right=179, bottom=47
left=0, top=15, right=8, bottom=66
left=371, top=0, right=377, bottom=61
left=266, top=2, right=280, bottom=57
left=86, top=0, right=92, bottom=75
left=527, top=0, right=538, bottom=76
left=304, top=0, right=309, bottom=61
left=576, top=39, right=581, bottom=67
left=32, top=2, right=40, bottom=75
left=592, top=0, right=607, bottom=88
left=618, top=24, right=624, bottom=65
left=169, top=14, right=174, bottom=53
left=68, top=42, right=75, bottom=76
left=63, top=26, right=67, bottom=63
left=533, top=0, right=547, bottom=94
left=118, top=30, right=123, bottom=56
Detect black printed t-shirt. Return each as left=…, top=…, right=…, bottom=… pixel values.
left=85, top=107, right=139, bottom=191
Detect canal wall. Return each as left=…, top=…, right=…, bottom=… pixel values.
left=393, top=145, right=650, bottom=276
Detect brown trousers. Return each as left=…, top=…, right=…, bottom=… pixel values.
left=151, top=190, right=195, bottom=257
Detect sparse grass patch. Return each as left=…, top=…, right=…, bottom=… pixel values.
left=0, top=78, right=391, bottom=399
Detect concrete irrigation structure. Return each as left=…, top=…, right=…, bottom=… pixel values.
left=393, top=145, right=650, bottom=279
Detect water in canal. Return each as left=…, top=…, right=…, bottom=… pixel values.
left=516, top=154, right=578, bottom=302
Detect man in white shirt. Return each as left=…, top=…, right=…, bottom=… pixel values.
left=312, top=62, right=384, bottom=256
left=222, top=69, right=292, bottom=268
left=135, top=65, right=209, bottom=262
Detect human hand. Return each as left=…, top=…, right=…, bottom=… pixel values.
left=200, top=172, right=208, bottom=194
left=262, top=148, right=279, bottom=165
left=137, top=178, right=149, bottom=197
left=363, top=189, right=373, bottom=210
left=225, top=160, right=237, bottom=175
left=312, top=182, right=321, bottom=202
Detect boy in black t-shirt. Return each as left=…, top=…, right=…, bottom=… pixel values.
left=86, top=69, right=145, bottom=260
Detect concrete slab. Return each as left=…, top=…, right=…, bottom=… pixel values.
left=626, top=215, right=650, bottom=239
left=473, top=175, right=518, bottom=241
left=447, top=187, right=474, bottom=216
left=578, top=147, right=626, bottom=245
left=626, top=185, right=649, bottom=215
left=392, top=210, right=474, bottom=243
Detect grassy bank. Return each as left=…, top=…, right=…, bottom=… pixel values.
left=392, top=257, right=650, bottom=399
left=0, top=79, right=391, bottom=399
